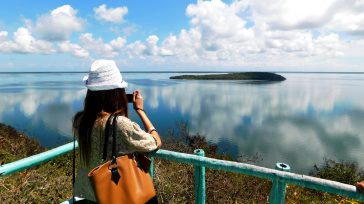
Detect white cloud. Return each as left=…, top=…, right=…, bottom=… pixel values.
left=187, top=0, right=253, bottom=46
left=251, top=0, right=337, bottom=30
left=1, top=0, right=364, bottom=71
left=265, top=30, right=313, bottom=53
left=79, top=33, right=128, bottom=58
left=144, top=35, right=159, bottom=56
left=58, top=41, right=89, bottom=58
left=251, top=0, right=364, bottom=34
left=0, top=27, right=55, bottom=54
left=117, top=0, right=262, bottom=62
left=185, top=0, right=258, bottom=59
left=118, top=0, right=363, bottom=70
left=127, top=40, right=147, bottom=58
left=313, top=33, right=343, bottom=56
left=263, top=30, right=343, bottom=57
left=0, top=31, right=7, bottom=42
left=80, top=33, right=116, bottom=57
left=94, top=4, right=128, bottom=24
left=110, top=37, right=126, bottom=50
left=0, top=5, right=84, bottom=56
left=327, top=1, right=364, bottom=34
left=126, top=35, right=177, bottom=59
left=33, top=5, right=84, bottom=41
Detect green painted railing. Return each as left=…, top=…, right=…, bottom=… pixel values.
left=0, top=142, right=77, bottom=177
left=1, top=142, right=364, bottom=204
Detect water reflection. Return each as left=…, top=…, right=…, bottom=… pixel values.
left=0, top=88, right=85, bottom=146
left=0, top=73, right=363, bottom=173
left=139, top=74, right=364, bottom=173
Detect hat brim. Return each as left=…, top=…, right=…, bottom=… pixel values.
left=83, top=75, right=128, bottom=91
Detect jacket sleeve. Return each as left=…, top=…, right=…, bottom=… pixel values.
left=115, top=116, right=158, bottom=152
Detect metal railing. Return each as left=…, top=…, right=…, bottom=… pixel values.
left=1, top=142, right=363, bottom=204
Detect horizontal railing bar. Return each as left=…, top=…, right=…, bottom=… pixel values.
left=151, top=150, right=364, bottom=201
left=0, top=142, right=77, bottom=176
left=1, top=142, right=363, bottom=201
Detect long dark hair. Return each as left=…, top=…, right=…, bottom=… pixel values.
left=73, top=88, right=128, bottom=166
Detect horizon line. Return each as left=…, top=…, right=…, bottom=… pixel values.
left=0, top=71, right=364, bottom=74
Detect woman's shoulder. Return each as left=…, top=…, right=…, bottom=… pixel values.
left=115, top=115, right=140, bottom=130
left=115, top=115, right=132, bottom=124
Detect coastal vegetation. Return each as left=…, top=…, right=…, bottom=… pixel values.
left=0, top=123, right=73, bottom=203
left=0, top=122, right=363, bottom=203
left=170, top=72, right=286, bottom=81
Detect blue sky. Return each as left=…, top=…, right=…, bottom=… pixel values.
left=1, top=0, right=364, bottom=72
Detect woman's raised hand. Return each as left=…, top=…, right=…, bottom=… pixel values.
left=133, top=90, right=144, bottom=111
left=357, top=181, right=364, bottom=194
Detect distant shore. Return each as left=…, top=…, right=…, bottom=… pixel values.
left=170, top=72, right=286, bottom=81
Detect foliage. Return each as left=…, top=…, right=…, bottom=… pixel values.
left=309, top=158, right=364, bottom=184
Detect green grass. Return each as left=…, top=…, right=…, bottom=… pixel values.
left=0, top=123, right=73, bottom=203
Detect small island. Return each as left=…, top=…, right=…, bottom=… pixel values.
left=170, top=72, right=286, bottom=81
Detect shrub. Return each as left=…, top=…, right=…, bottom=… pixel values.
left=310, top=158, right=364, bottom=184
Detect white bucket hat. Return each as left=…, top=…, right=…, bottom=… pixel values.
left=83, top=59, right=128, bottom=91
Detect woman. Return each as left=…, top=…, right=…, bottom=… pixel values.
left=72, top=60, right=161, bottom=203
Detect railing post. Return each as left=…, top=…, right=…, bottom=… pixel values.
left=269, top=162, right=290, bottom=204
left=149, top=157, right=154, bottom=180
left=194, top=149, right=205, bottom=204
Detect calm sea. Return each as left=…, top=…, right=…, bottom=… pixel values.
left=0, top=72, right=363, bottom=174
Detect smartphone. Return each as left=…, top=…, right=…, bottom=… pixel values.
left=127, top=94, right=133, bottom=103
